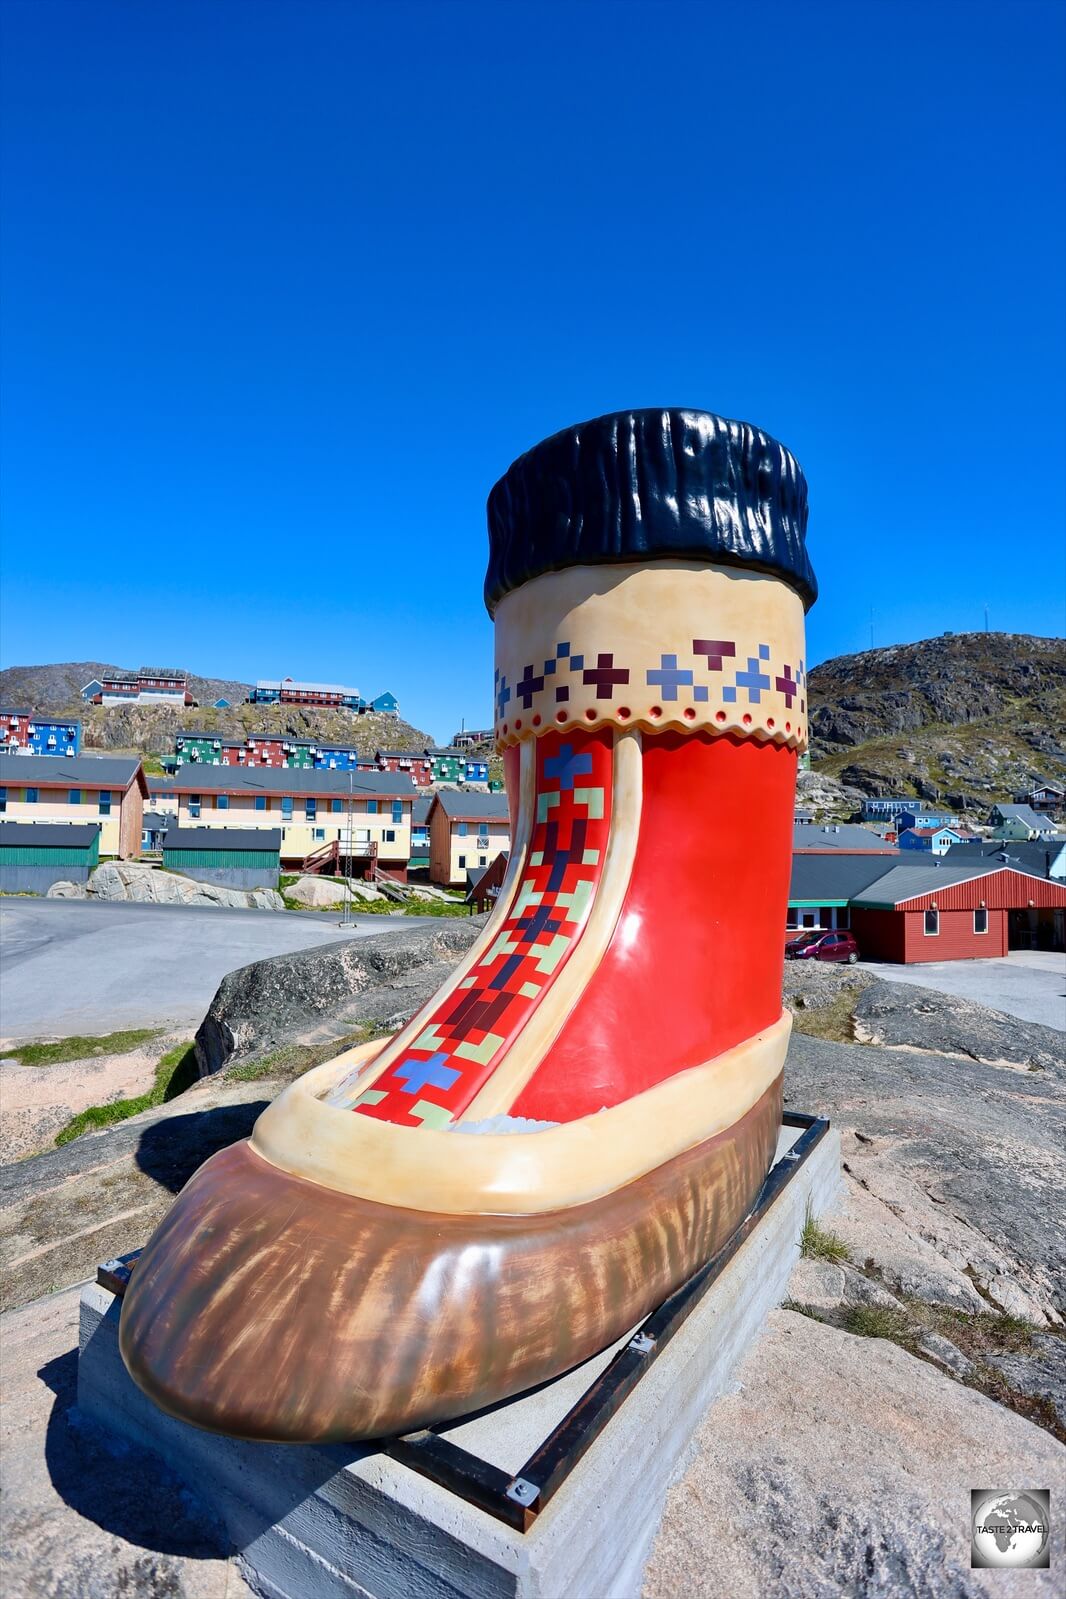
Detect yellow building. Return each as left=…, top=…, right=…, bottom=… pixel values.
left=428, top=790, right=511, bottom=886
left=149, top=767, right=417, bottom=877
left=0, top=753, right=147, bottom=858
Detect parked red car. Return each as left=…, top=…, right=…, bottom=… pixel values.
left=785, top=930, right=860, bottom=963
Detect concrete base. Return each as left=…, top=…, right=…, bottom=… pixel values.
left=77, top=1121, right=841, bottom=1599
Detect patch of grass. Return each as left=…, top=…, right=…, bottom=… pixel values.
left=54, top=1040, right=198, bottom=1145
left=841, top=1305, right=918, bottom=1349
left=10, top=1028, right=163, bottom=1067
left=402, top=897, right=469, bottom=917
left=224, top=1023, right=391, bottom=1087
left=787, top=988, right=860, bottom=1043
left=800, top=1205, right=850, bottom=1263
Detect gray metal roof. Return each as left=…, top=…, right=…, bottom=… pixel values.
left=0, top=821, right=101, bottom=847
left=412, top=796, right=433, bottom=825
left=0, top=753, right=142, bottom=787
left=376, top=749, right=432, bottom=762
left=992, top=804, right=1051, bottom=828
left=793, top=823, right=897, bottom=852
left=850, top=862, right=1003, bottom=907
left=0, top=707, right=32, bottom=717
left=789, top=854, right=903, bottom=903
left=150, top=766, right=414, bottom=797
left=163, top=827, right=282, bottom=853
left=942, top=840, right=1066, bottom=878
left=430, top=791, right=511, bottom=821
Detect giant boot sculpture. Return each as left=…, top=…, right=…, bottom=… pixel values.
left=120, top=408, right=817, bottom=1442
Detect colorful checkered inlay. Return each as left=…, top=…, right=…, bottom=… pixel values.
left=350, top=732, right=612, bottom=1128
left=495, top=637, right=807, bottom=747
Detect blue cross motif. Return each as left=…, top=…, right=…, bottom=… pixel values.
left=496, top=674, right=512, bottom=719
left=734, top=657, right=772, bottom=703
left=647, top=653, right=693, bottom=701
left=395, top=1053, right=460, bottom=1096
left=758, top=644, right=771, bottom=661
left=544, top=743, right=593, bottom=791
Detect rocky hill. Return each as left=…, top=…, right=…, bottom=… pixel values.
left=0, top=661, right=251, bottom=714
left=807, top=632, right=1065, bottom=816
left=0, top=662, right=434, bottom=765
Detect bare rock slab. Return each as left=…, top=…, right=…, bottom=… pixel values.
left=643, top=1309, right=1065, bottom=1599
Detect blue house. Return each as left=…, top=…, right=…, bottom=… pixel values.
left=896, top=808, right=957, bottom=833
left=1, top=709, right=81, bottom=756
left=859, top=796, right=913, bottom=822
left=212, top=697, right=232, bottom=709
left=312, top=743, right=364, bottom=770
left=463, top=756, right=489, bottom=782
left=898, top=825, right=963, bottom=857
left=371, top=691, right=399, bottom=715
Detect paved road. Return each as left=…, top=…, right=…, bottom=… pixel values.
left=859, top=949, right=1066, bottom=1032
left=0, top=898, right=423, bottom=1041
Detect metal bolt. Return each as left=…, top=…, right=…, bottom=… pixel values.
left=505, top=1477, right=540, bottom=1507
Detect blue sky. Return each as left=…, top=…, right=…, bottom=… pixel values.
left=3, top=0, right=1064, bottom=743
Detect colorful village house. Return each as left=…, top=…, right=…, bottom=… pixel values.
left=0, top=753, right=147, bottom=858
left=897, top=824, right=963, bottom=857
left=944, top=837, right=1066, bottom=881
left=425, top=747, right=465, bottom=783
left=376, top=749, right=433, bottom=787
left=84, top=669, right=192, bottom=706
left=1015, top=782, right=1064, bottom=814
left=989, top=803, right=1061, bottom=840
left=149, top=766, right=416, bottom=877
left=249, top=678, right=365, bottom=710
left=427, top=789, right=511, bottom=886
left=0, top=708, right=81, bottom=756
left=0, top=820, right=101, bottom=894
left=895, top=807, right=958, bottom=832
left=161, top=826, right=282, bottom=891
left=849, top=863, right=1066, bottom=959
left=409, top=795, right=432, bottom=874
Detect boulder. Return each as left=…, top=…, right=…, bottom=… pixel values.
left=283, top=876, right=387, bottom=908
left=78, top=862, right=283, bottom=912
left=193, top=917, right=486, bottom=1075
left=45, top=880, right=87, bottom=899
left=853, top=980, right=1065, bottom=1075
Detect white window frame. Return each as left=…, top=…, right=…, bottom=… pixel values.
left=924, top=908, right=939, bottom=937
left=973, top=907, right=988, bottom=935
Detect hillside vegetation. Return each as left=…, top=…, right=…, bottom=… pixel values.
left=808, top=632, right=1065, bottom=813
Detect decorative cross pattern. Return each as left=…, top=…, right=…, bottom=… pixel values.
left=734, top=656, right=772, bottom=703
left=646, top=654, right=694, bottom=701
left=516, top=663, right=545, bottom=709
left=494, top=635, right=807, bottom=742
left=693, top=639, right=736, bottom=672
left=775, top=665, right=798, bottom=707
left=582, top=652, right=629, bottom=699
left=349, top=733, right=612, bottom=1127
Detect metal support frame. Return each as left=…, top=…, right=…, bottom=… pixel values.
left=97, top=1111, right=829, bottom=1535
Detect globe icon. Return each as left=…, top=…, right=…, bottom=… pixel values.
left=971, top=1492, right=1050, bottom=1568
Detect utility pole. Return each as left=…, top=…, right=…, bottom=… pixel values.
left=340, top=769, right=355, bottom=927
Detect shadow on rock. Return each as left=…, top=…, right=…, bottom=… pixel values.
left=135, top=1101, right=269, bottom=1194
left=40, top=1348, right=232, bottom=1562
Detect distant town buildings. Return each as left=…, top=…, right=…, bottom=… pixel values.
left=248, top=679, right=399, bottom=714
left=82, top=669, right=192, bottom=706
left=1, top=708, right=80, bottom=756
left=989, top=803, right=1061, bottom=841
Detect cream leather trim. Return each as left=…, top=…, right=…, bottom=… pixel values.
left=250, top=1011, right=791, bottom=1216
left=494, top=561, right=807, bottom=750
left=326, top=739, right=536, bottom=1107
left=461, top=729, right=643, bottom=1119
